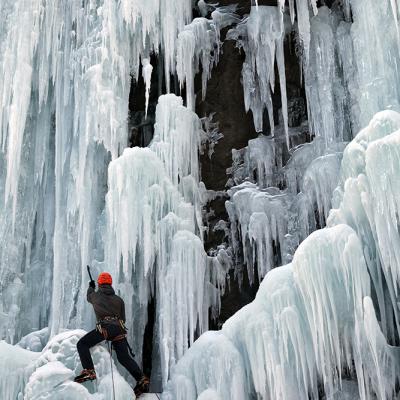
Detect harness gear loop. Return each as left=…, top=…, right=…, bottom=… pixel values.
left=96, top=316, right=127, bottom=342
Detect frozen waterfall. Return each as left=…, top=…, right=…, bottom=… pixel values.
left=2, top=0, right=400, bottom=399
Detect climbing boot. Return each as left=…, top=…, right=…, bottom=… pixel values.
left=74, top=368, right=97, bottom=383
left=134, top=375, right=150, bottom=397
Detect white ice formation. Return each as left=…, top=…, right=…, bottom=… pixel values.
left=0, top=0, right=193, bottom=343
left=177, top=7, right=238, bottom=110
left=225, top=0, right=400, bottom=284
left=0, top=0, right=225, bottom=391
left=163, top=110, right=400, bottom=400
left=2, top=0, right=400, bottom=399
left=162, top=0, right=400, bottom=399
left=104, top=94, right=225, bottom=386
left=228, top=6, right=289, bottom=145
left=226, top=133, right=346, bottom=281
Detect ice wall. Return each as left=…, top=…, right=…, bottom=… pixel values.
left=1, top=0, right=230, bottom=394
left=183, top=2, right=400, bottom=398
left=104, top=94, right=224, bottom=386
left=2, top=0, right=400, bottom=398
left=0, top=0, right=195, bottom=342
left=224, top=0, right=400, bottom=287
left=163, top=110, right=400, bottom=400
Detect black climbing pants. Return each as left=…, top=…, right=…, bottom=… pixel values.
left=77, top=329, right=143, bottom=381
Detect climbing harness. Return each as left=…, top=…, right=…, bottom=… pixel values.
left=96, top=316, right=127, bottom=339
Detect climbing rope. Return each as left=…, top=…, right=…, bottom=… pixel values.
left=107, top=341, right=116, bottom=400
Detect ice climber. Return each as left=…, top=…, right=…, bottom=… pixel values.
left=74, top=271, right=150, bottom=397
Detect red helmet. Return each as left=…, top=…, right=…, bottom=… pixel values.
left=97, top=272, right=112, bottom=285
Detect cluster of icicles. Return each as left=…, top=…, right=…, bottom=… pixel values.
left=1, top=0, right=400, bottom=399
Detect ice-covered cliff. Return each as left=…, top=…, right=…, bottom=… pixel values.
left=1, top=0, right=400, bottom=399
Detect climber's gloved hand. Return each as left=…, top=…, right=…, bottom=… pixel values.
left=89, top=280, right=96, bottom=289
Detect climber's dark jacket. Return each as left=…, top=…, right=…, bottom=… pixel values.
left=87, top=284, right=126, bottom=322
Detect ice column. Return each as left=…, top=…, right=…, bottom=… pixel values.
left=348, top=0, right=400, bottom=132
left=304, top=7, right=351, bottom=145
left=0, top=0, right=195, bottom=342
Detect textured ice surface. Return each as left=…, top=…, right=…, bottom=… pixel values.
left=0, top=0, right=223, bottom=387
left=177, top=7, right=237, bottom=110
left=228, top=6, right=289, bottom=145
left=225, top=0, right=400, bottom=294
left=0, top=0, right=197, bottom=344
left=0, top=330, right=134, bottom=400
left=303, top=7, right=351, bottom=145
left=2, top=0, right=400, bottom=399
left=226, top=135, right=346, bottom=278
left=163, top=111, right=400, bottom=400
left=105, top=94, right=224, bottom=386
left=301, top=1, right=400, bottom=142
left=329, top=110, right=400, bottom=343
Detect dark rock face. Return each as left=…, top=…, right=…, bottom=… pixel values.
left=197, top=40, right=257, bottom=193
left=196, top=36, right=261, bottom=326
left=196, top=3, right=307, bottom=326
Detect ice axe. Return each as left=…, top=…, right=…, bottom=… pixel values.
left=87, top=265, right=95, bottom=288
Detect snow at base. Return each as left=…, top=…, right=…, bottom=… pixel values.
left=162, top=111, right=400, bottom=400
left=0, top=330, right=135, bottom=400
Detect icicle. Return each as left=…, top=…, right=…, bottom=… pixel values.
left=343, top=0, right=352, bottom=21
left=226, top=181, right=291, bottom=283
left=211, top=5, right=239, bottom=57
left=309, top=0, right=318, bottom=15
left=142, top=58, right=153, bottom=119
left=1, top=0, right=40, bottom=219
left=296, top=0, right=311, bottom=65
left=390, top=0, right=399, bottom=33
left=276, top=34, right=290, bottom=148
left=289, top=0, right=296, bottom=24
